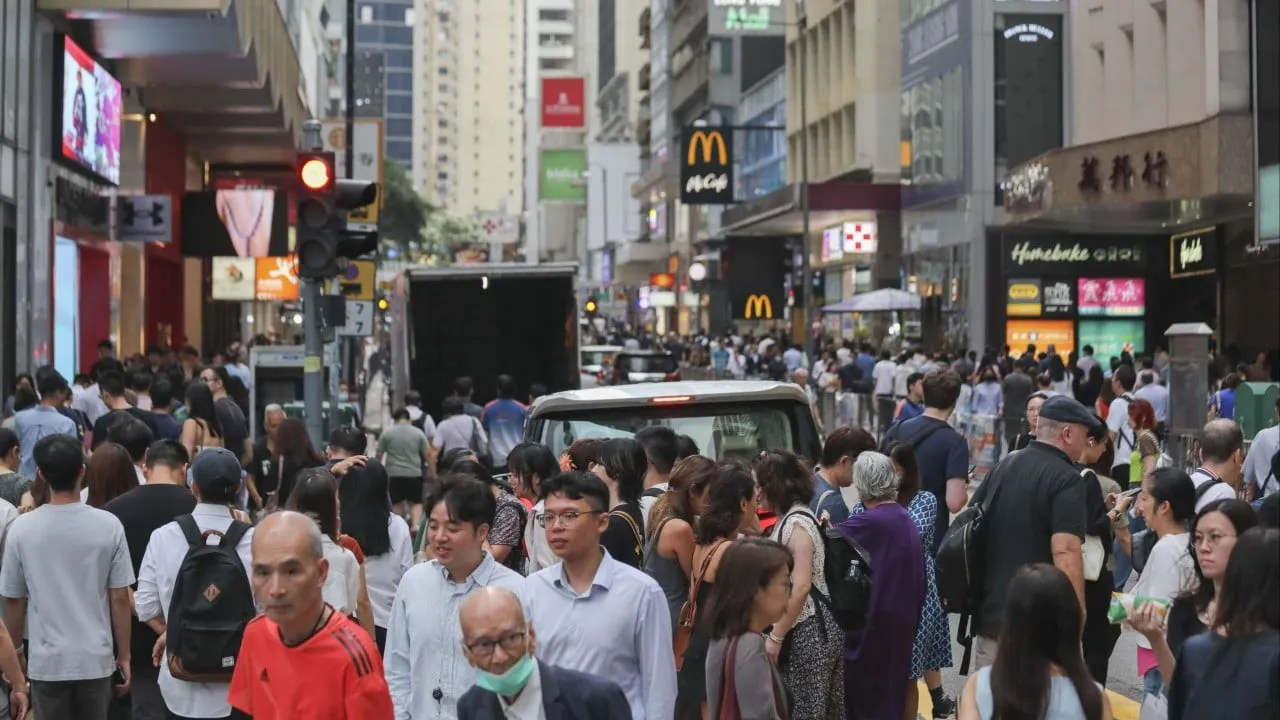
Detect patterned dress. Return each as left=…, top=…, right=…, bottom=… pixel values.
left=853, top=491, right=952, bottom=677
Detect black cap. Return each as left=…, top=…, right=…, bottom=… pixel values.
left=190, top=447, right=243, bottom=496
left=1039, top=394, right=1102, bottom=430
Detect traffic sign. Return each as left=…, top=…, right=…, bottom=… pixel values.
left=339, top=301, right=374, bottom=336
left=477, top=212, right=519, bottom=245
left=325, top=259, right=377, bottom=301
left=320, top=119, right=384, bottom=225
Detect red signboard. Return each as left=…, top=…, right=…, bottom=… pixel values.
left=541, top=77, right=586, bottom=128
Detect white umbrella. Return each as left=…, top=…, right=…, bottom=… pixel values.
left=821, top=288, right=922, bottom=313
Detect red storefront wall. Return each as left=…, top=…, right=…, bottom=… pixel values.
left=76, top=245, right=111, bottom=373
left=144, top=119, right=187, bottom=350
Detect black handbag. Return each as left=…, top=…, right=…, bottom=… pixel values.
left=468, top=417, right=493, bottom=469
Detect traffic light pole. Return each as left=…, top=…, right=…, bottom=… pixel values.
left=301, top=120, right=327, bottom=448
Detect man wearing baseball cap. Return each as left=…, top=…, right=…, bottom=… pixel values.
left=135, top=447, right=255, bottom=720
left=966, top=394, right=1097, bottom=668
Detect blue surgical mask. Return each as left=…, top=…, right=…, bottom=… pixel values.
left=474, top=652, right=535, bottom=697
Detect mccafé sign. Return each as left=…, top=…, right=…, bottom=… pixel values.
left=1001, top=236, right=1146, bottom=274
left=680, top=126, right=735, bottom=205
left=743, top=294, right=774, bottom=319
left=1169, top=227, right=1216, bottom=278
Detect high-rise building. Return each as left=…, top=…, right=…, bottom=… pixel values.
left=354, top=0, right=416, bottom=167
left=415, top=0, right=524, bottom=215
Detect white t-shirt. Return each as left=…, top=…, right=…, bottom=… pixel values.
left=1107, top=395, right=1135, bottom=472
left=320, top=535, right=362, bottom=616
left=872, top=360, right=897, bottom=396
left=1131, top=532, right=1195, bottom=650
left=1191, top=468, right=1237, bottom=513
left=363, top=515, right=414, bottom=629
left=639, top=483, right=670, bottom=526
left=1243, top=425, right=1280, bottom=498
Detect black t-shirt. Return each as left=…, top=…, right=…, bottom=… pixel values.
left=885, top=416, right=970, bottom=555
left=91, top=408, right=161, bottom=450
left=103, top=484, right=198, bottom=663
left=215, top=397, right=248, bottom=463
left=247, top=440, right=278, bottom=497
left=602, top=502, right=645, bottom=568
left=974, top=441, right=1087, bottom=638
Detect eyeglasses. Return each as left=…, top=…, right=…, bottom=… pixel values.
left=538, top=510, right=601, bottom=528
left=200, top=376, right=216, bottom=384
left=465, top=629, right=527, bottom=658
left=1193, top=532, right=1235, bottom=550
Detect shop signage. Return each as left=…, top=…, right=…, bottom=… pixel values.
left=54, top=177, right=110, bottom=235
left=1169, top=227, right=1216, bottom=278
left=1006, top=279, right=1042, bottom=316
left=681, top=127, right=734, bottom=205
left=540, top=77, right=585, bottom=129
left=1078, top=277, right=1144, bottom=316
left=727, top=236, right=786, bottom=320
left=254, top=256, right=300, bottom=302
left=1006, top=319, right=1075, bottom=357
left=744, top=294, right=774, bottom=319
left=211, top=257, right=256, bottom=301
left=1002, top=236, right=1145, bottom=274
left=822, top=226, right=843, bottom=262
left=1042, top=279, right=1075, bottom=315
left=649, top=272, right=677, bottom=290
left=1078, top=319, right=1146, bottom=359
left=843, top=222, right=878, bottom=253
left=539, top=149, right=587, bottom=202
left=1079, top=152, right=1169, bottom=193
left=708, top=0, right=784, bottom=36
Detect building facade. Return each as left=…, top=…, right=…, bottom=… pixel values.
left=355, top=0, right=415, bottom=166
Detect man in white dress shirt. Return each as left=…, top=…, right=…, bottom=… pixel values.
left=385, top=475, right=525, bottom=720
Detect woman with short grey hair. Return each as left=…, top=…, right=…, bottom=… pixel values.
left=837, top=450, right=928, bottom=719
left=852, top=452, right=899, bottom=503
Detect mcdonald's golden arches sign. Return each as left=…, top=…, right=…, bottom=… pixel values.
left=680, top=126, right=734, bottom=205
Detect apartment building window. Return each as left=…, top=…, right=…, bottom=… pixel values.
left=387, top=119, right=413, bottom=137
left=387, top=72, right=413, bottom=91
left=386, top=50, right=412, bottom=68
left=383, top=25, right=412, bottom=45
left=359, top=4, right=373, bottom=22
left=539, top=9, right=570, bottom=21
left=387, top=95, right=413, bottom=114
left=900, top=65, right=963, bottom=186
left=710, top=38, right=734, bottom=74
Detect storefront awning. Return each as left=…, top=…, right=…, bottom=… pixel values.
left=719, top=181, right=901, bottom=235
left=43, top=0, right=307, bottom=164
left=1002, top=114, right=1255, bottom=232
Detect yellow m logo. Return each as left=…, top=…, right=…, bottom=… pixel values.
left=687, top=130, right=728, bottom=166
left=744, top=294, right=773, bottom=319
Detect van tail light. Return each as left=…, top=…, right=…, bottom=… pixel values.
left=650, top=395, right=693, bottom=404
left=665, top=368, right=682, bottom=381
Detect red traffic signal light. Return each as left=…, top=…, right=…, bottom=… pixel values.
left=300, top=157, right=332, bottom=191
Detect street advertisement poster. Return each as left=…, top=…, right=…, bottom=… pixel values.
left=540, top=149, right=587, bottom=202
left=1006, top=279, right=1042, bottom=317
left=254, top=256, right=300, bottom=302
left=60, top=37, right=122, bottom=185
left=1005, top=319, right=1074, bottom=356
left=181, top=190, right=291, bottom=258
left=1077, top=319, right=1146, bottom=359
left=211, top=257, right=258, bottom=301
left=1078, top=278, right=1145, bottom=316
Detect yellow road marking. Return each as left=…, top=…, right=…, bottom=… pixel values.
left=915, top=681, right=1140, bottom=719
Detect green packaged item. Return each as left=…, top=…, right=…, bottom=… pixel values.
left=1107, top=592, right=1172, bottom=624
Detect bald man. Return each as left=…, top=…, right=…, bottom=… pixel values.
left=457, top=587, right=632, bottom=720
left=228, top=511, right=393, bottom=720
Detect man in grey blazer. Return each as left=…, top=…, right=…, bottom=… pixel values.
left=457, top=588, right=631, bottom=720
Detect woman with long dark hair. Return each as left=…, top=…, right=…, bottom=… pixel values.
left=510, top=442, right=560, bottom=574
left=959, top=564, right=1110, bottom=719
left=1080, top=423, right=1126, bottom=684
left=271, top=418, right=326, bottom=507
left=756, top=450, right=844, bottom=720
left=1168, top=527, right=1280, bottom=719
left=339, top=459, right=412, bottom=653
left=1129, top=499, right=1258, bottom=694
left=703, top=538, right=794, bottom=720
left=592, top=438, right=648, bottom=568
left=84, top=442, right=140, bottom=508
left=180, top=382, right=223, bottom=458
left=287, top=467, right=375, bottom=638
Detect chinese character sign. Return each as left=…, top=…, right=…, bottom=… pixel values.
left=1078, top=278, right=1144, bottom=317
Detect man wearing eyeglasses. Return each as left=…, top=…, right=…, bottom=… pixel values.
left=457, top=586, right=630, bottom=719
left=384, top=476, right=525, bottom=719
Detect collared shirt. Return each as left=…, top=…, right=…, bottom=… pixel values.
left=384, top=553, right=525, bottom=720
left=497, top=661, right=545, bottom=720
left=13, top=406, right=78, bottom=479
left=135, top=504, right=255, bottom=718
left=523, top=550, right=676, bottom=720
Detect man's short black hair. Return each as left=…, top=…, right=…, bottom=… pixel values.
left=1082, top=345, right=1094, bottom=355
left=128, top=372, right=152, bottom=393
left=391, top=407, right=412, bottom=422
left=405, top=390, right=423, bottom=407
left=34, top=435, right=85, bottom=493
left=146, top=439, right=190, bottom=471
left=36, top=370, right=69, bottom=399
left=328, top=426, right=368, bottom=456
left=674, top=434, right=700, bottom=460
left=541, top=470, right=609, bottom=513
left=151, top=379, right=174, bottom=409
left=0, top=428, right=18, bottom=459
left=635, top=426, right=678, bottom=475
left=211, top=366, right=230, bottom=385
left=496, top=374, right=517, bottom=398
left=1113, top=364, right=1136, bottom=392
left=108, top=416, right=154, bottom=463
left=423, top=474, right=496, bottom=530
left=441, top=395, right=464, bottom=417
left=529, top=383, right=547, bottom=401
left=98, top=339, right=114, bottom=351
left=820, top=427, right=877, bottom=467
left=906, top=372, right=924, bottom=389
left=454, top=376, right=474, bottom=397
left=98, top=370, right=127, bottom=398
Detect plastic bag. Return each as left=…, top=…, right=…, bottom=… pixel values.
left=1107, top=592, right=1172, bottom=625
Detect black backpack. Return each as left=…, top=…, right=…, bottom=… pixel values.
left=165, top=516, right=256, bottom=683
left=778, top=509, right=872, bottom=632
left=879, top=417, right=950, bottom=455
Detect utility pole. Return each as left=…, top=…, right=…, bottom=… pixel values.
left=345, top=0, right=356, bottom=179
left=301, top=120, right=327, bottom=448
left=797, top=1, right=815, bottom=362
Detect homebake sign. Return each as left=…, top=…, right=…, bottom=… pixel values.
left=1002, top=236, right=1145, bottom=275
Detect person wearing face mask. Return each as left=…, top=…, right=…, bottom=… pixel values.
left=457, top=587, right=632, bottom=719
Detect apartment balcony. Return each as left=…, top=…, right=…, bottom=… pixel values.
left=670, top=0, right=708, bottom=54
left=42, top=0, right=308, bottom=164
left=639, top=6, right=651, bottom=49
left=538, top=43, right=575, bottom=61
left=638, top=62, right=651, bottom=92
left=671, top=52, right=710, bottom=117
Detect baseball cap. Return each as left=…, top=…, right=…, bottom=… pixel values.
left=190, top=447, right=243, bottom=496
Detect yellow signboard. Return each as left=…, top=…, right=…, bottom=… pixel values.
left=687, top=130, right=729, bottom=165
left=326, top=259, right=377, bottom=301
left=744, top=294, right=774, bottom=319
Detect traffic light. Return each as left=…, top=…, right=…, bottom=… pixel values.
left=295, top=152, right=338, bottom=279
left=294, top=151, right=381, bottom=279
left=584, top=298, right=598, bottom=315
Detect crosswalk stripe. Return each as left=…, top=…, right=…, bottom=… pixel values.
left=913, top=681, right=1140, bottom=719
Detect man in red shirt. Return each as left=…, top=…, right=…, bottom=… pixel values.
left=228, top=511, right=393, bottom=719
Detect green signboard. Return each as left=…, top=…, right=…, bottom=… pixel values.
left=1077, top=319, right=1146, bottom=359
left=708, top=1, right=783, bottom=35
left=540, top=149, right=587, bottom=202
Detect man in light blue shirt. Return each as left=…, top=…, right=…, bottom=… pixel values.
left=522, top=471, right=676, bottom=720
left=13, top=374, right=78, bottom=479
left=385, top=475, right=525, bottom=720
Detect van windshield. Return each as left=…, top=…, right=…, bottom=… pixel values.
left=534, top=402, right=801, bottom=464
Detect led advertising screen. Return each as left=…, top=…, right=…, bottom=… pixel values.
left=1005, top=319, right=1075, bottom=357
left=1078, top=319, right=1146, bottom=359
left=180, top=190, right=292, bottom=257
left=60, top=37, right=122, bottom=185
left=53, top=237, right=80, bottom=382
left=1078, top=278, right=1145, bottom=316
